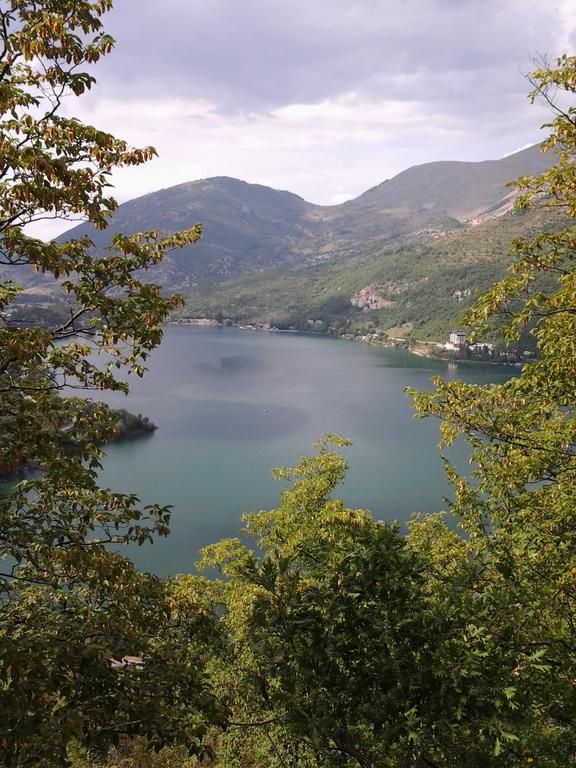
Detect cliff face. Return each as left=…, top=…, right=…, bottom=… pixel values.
left=351, top=287, right=394, bottom=311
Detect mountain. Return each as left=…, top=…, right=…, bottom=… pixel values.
left=61, top=177, right=323, bottom=284
left=343, top=144, right=551, bottom=222
left=188, top=202, right=568, bottom=340
left=9, top=143, right=560, bottom=341
left=58, top=144, right=553, bottom=287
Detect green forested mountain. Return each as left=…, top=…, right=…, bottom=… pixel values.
left=50, top=143, right=557, bottom=340
left=7, top=143, right=557, bottom=340
left=59, top=144, right=548, bottom=268
left=183, top=204, right=566, bottom=342
left=62, top=176, right=320, bottom=283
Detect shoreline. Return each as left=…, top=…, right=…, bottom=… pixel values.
left=169, top=317, right=523, bottom=366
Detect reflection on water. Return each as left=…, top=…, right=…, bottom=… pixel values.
left=198, top=354, right=266, bottom=375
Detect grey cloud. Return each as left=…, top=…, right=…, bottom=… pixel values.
left=95, top=0, right=564, bottom=114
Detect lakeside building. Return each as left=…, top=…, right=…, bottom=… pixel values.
left=445, top=330, right=467, bottom=350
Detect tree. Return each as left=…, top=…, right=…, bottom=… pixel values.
left=198, top=438, right=466, bottom=768
left=409, top=54, right=576, bottom=766
left=0, top=2, right=223, bottom=764
left=197, top=438, right=559, bottom=768
left=195, top=57, right=576, bottom=768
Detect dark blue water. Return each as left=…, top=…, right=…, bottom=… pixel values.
left=95, top=326, right=512, bottom=575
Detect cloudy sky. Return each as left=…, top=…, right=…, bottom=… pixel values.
left=47, top=0, right=575, bottom=233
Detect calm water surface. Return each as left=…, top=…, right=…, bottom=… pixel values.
left=96, top=326, right=512, bottom=575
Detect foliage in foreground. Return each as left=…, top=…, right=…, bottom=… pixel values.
left=407, top=54, right=576, bottom=765
left=72, top=431, right=575, bottom=767
left=2, top=1, right=576, bottom=765
left=0, top=2, right=222, bottom=764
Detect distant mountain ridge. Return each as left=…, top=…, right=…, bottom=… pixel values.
left=59, top=143, right=553, bottom=286
left=9, top=143, right=559, bottom=343
left=349, top=145, right=550, bottom=220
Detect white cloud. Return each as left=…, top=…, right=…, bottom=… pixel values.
left=22, top=0, right=576, bottom=239
left=55, top=82, right=548, bottom=205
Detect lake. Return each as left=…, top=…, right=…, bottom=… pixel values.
left=95, top=325, right=512, bottom=575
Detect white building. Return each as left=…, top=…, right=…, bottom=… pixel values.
left=445, top=330, right=467, bottom=350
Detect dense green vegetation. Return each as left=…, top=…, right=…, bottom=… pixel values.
left=2, top=4, right=576, bottom=766
left=0, top=3, right=212, bottom=764
left=182, top=204, right=566, bottom=343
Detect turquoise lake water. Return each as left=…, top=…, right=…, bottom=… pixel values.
left=95, top=325, right=512, bottom=575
